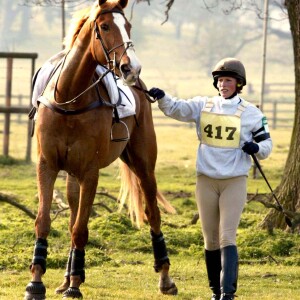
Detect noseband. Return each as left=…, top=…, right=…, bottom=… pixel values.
left=94, top=9, right=134, bottom=71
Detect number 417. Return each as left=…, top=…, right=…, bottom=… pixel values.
left=204, top=125, right=237, bottom=140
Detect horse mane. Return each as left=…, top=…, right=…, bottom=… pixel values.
left=63, top=0, right=124, bottom=50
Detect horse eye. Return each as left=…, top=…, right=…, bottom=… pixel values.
left=100, top=24, right=109, bottom=31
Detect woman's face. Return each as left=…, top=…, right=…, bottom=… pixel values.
left=217, top=76, right=237, bottom=98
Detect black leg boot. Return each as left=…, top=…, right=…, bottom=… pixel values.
left=205, top=249, right=221, bottom=300
left=220, top=245, right=238, bottom=300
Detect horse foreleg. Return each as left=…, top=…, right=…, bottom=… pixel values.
left=25, top=161, right=58, bottom=300
left=62, top=172, right=98, bottom=299
left=55, top=174, right=80, bottom=295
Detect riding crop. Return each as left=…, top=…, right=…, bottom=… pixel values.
left=250, top=153, right=292, bottom=227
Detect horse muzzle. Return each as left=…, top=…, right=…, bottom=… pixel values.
left=120, top=62, right=141, bottom=86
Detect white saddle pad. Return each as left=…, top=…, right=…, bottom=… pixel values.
left=32, top=59, right=136, bottom=119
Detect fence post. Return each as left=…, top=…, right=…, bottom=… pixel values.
left=272, top=101, right=277, bottom=129
left=3, top=57, right=13, bottom=157
left=18, top=94, right=22, bottom=123
left=25, top=57, right=36, bottom=163
left=0, top=52, right=38, bottom=162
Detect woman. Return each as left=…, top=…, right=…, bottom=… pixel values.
left=148, top=57, right=272, bottom=300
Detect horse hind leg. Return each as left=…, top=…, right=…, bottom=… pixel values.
left=143, top=178, right=178, bottom=296
left=145, top=184, right=177, bottom=295
left=151, top=230, right=178, bottom=295
left=55, top=250, right=72, bottom=295
left=119, top=160, right=178, bottom=295
left=55, top=174, right=79, bottom=295
left=62, top=249, right=85, bottom=299
left=62, top=171, right=98, bottom=299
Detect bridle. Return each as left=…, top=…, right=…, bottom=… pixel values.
left=94, top=7, right=157, bottom=104
left=52, top=7, right=134, bottom=107
left=50, top=7, right=155, bottom=108
left=94, top=8, right=134, bottom=72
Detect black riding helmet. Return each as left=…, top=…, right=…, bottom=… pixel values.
left=212, top=58, right=246, bottom=91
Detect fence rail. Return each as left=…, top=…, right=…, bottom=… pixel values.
left=0, top=96, right=295, bottom=160
left=0, top=97, right=295, bottom=128
left=0, top=106, right=31, bottom=114
left=152, top=100, right=295, bottom=129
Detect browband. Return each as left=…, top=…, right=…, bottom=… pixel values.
left=98, top=8, right=124, bottom=16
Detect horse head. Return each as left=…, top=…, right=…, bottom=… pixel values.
left=92, top=0, right=141, bottom=85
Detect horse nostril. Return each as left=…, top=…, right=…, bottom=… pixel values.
left=120, top=64, right=131, bottom=76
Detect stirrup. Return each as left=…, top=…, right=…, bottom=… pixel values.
left=110, top=120, right=130, bottom=142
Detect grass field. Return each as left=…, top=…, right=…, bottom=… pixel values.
left=1, top=117, right=299, bottom=299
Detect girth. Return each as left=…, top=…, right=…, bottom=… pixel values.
left=37, top=94, right=114, bottom=116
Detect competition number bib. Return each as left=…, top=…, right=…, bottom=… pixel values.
left=200, top=111, right=241, bottom=148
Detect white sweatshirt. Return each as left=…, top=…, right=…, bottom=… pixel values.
left=158, top=94, right=272, bottom=179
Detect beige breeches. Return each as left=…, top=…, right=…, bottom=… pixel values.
left=196, top=175, right=247, bottom=250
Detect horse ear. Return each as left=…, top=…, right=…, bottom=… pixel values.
left=119, top=0, right=128, bottom=9
left=98, top=0, right=107, bottom=6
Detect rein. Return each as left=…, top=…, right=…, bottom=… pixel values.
left=133, top=77, right=157, bottom=103
left=45, top=7, right=132, bottom=113
left=54, top=68, right=111, bottom=106
left=37, top=67, right=121, bottom=116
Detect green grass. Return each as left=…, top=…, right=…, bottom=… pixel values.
left=0, top=120, right=298, bottom=299
left=1, top=255, right=300, bottom=299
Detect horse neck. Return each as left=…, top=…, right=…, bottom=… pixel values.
left=55, top=28, right=100, bottom=103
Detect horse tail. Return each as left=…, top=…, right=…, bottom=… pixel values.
left=118, top=160, right=176, bottom=228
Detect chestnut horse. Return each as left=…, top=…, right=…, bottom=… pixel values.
left=24, top=0, right=177, bottom=299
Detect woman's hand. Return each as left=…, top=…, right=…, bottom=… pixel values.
left=148, top=87, right=165, bottom=100
left=242, top=141, right=259, bottom=154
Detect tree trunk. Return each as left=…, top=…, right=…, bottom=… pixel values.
left=261, top=0, right=300, bottom=230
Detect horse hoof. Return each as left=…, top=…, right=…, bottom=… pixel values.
left=55, top=279, right=70, bottom=294
left=160, top=282, right=178, bottom=295
left=24, top=281, right=46, bottom=300
left=55, top=285, right=69, bottom=294
left=62, top=287, right=83, bottom=299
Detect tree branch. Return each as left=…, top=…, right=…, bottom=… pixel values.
left=248, top=192, right=300, bottom=230
left=134, top=0, right=175, bottom=24
left=0, top=189, right=121, bottom=222
left=162, top=0, right=175, bottom=24
left=0, top=192, right=36, bottom=219
left=191, top=192, right=300, bottom=230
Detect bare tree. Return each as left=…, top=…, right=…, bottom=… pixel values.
left=0, top=1, right=31, bottom=49
left=22, top=0, right=94, bottom=45
left=261, top=0, right=300, bottom=230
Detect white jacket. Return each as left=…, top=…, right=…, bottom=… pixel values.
left=158, top=94, right=272, bottom=179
